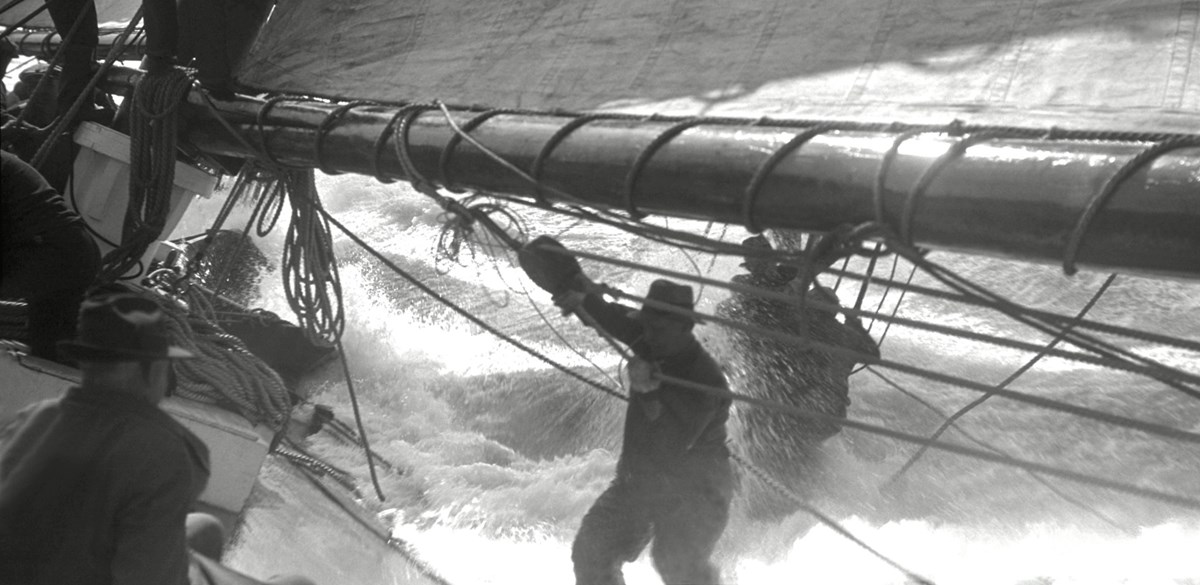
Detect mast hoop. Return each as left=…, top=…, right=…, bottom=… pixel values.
left=392, top=103, right=440, bottom=196
left=438, top=107, right=521, bottom=194
left=899, top=130, right=1006, bottom=245
left=742, top=122, right=837, bottom=233
left=314, top=100, right=374, bottom=176
left=624, top=117, right=707, bottom=220
left=255, top=95, right=305, bottom=168
left=530, top=113, right=606, bottom=207
left=1062, top=136, right=1200, bottom=275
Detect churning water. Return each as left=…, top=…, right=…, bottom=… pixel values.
left=176, top=173, right=1200, bottom=585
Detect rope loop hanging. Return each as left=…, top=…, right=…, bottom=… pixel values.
left=95, top=66, right=191, bottom=283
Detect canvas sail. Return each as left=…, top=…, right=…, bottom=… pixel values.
left=235, top=0, right=1200, bottom=133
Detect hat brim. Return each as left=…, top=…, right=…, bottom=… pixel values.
left=58, top=340, right=195, bottom=361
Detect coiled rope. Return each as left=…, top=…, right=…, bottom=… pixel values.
left=132, top=284, right=293, bottom=431
left=95, top=66, right=192, bottom=283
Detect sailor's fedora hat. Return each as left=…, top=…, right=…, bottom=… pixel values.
left=633, top=279, right=698, bottom=324
left=58, top=293, right=195, bottom=361
left=740, top=234, right=772, bottom=267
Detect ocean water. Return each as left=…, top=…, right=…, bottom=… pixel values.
left=173, top=173, right=1200, bottom=585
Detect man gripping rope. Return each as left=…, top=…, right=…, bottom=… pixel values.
left=520, top=236, right=733, bottom=585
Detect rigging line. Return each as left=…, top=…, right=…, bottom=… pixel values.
left=292, top=197, right=925, bottom=582
left=853, top=254, right=906, bottom=375
left=729, top=452, right=936, bottom=585
left=309, top=200, right=627, bottom=402
left=654, top=369, right=1200, bottom=511
left=865, top=367, right=1135, bottom=535
left=860, top=226, right=1200, bottom=390
left=428, top=102, right=791, bottom=259
left=439, top=108, right=522, bottom=193
left=871, top=259, right=916, bottom=349
left=853, top=242, right=883, bottom=312
left=520, top=285, right=624, bottom=391
left=201, top=102, right=1200, bottom=506
left=29, top=8, right=144, bottom=169
left=281, top=454, right=457, bottom=585
left=864, top=254, right=900, bottom=337
left=336, top=340, right=386, bottom=502
left=0, top=0, right=28, bottom=17
left=885, top=273, right=1119, bottom=486
left=597, top=281, right=1200, bottom=447
left=492, top=191, right=772, bottom=266
left=7, top=6, right=81, bottom=131
left=894, top=242, right=1200, bottom=396
left=826, top=266, right=1200, bottom=353
left=0, top=2, right=47, bottom=41
left=496, top=192, right=809, bottom=262
left=549, top=244, right=1193, bottom=383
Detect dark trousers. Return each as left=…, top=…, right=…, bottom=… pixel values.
left=0, top=226, right=100, bottom=361
left=572, top=462, right=733, bottom=585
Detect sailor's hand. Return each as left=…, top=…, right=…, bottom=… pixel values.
left=0, top=119, right=50, bottom=149
left=626, top=358, right=662, bottom=394
left=552, top=289, right=586, bottom=316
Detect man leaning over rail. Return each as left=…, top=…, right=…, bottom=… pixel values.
left=521, top=237, right=733, bottom=585
left=0, top=291, right=314, bottom=585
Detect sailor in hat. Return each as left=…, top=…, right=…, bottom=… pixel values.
left=0, top=292, right=313, bottom=585
left=521, top=237, right=733, bottom=585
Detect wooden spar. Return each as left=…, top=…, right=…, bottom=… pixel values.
left=94, top=69, right=1200, bottom=280
left=9, top=30, right=147, bottom=61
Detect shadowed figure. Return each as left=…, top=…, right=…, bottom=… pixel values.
left=715, top=235, right=879, bottom=518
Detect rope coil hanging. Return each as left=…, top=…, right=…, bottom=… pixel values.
left=96, top=66, right=191, bottom=283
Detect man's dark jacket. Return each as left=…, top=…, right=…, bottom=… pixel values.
left=0, top=387, right=210, bottom=585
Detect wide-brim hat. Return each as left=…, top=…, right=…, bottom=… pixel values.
left=58, top=293, right=195, bottom=362
left=632, top=279, right=698, bottom=324
left=740, top=234, right=772, bottom=268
